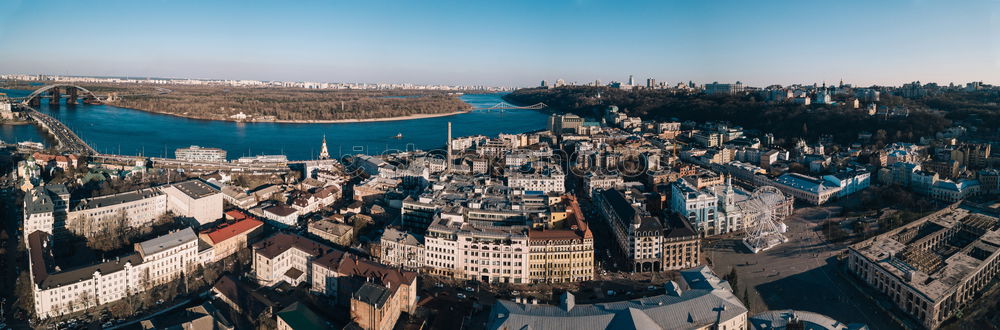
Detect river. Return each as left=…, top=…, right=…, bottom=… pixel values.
left=0, top=90, right=549, bottom=160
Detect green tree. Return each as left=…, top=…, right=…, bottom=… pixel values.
left=743, top=288, right=752, bottom=311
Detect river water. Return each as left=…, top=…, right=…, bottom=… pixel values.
left=0, top=90, right=548, bottom=160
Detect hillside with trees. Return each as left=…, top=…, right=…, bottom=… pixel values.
left=505, top=86, right=962, bottom=146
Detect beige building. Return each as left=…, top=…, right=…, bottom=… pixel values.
left=252, top=233, right=330, bottom=287
left=425, top=218, right=531, bottom=283
left=378, top=228, right=425, bottom=270
left=135, top=228, right=200, bottom=286
left=847, top=203, right=1000, bottom=329
left=308, top=218, right=354, bottom=246
left=160, top=179, right=224, bottom=225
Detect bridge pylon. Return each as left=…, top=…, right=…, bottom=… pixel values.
left=49, top=88, right=60, bottom=105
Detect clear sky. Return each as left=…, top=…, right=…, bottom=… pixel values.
left=1, top=0, right=998, bottom=87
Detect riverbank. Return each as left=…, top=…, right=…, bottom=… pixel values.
left=0, top=119, right=33, bottom=125
left=100, top=102, right=473, bottom=124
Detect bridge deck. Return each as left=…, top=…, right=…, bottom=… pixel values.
left=24, top=106, right=98, bottom=155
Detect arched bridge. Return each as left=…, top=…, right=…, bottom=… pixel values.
left=15, top=84, right=103, bottom=106
left=471, top=102, right=547, bottom=112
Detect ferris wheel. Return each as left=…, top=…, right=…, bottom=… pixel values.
left=743, top=185, right=789, bottom=253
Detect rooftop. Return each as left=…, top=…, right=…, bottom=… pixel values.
left=354, top=282, right=392, bottom=306
left=264, top=204, right=299, bottom=217
left=277, top=302, right=330, bottom=330
left=488, top=266, right=746, bottom=330
left=29, top=230, right=144, bottom=289
left=309, top=219, right=353, bottom=237
left=137, top=227, right=197, bottom=257
left=381, top=227, right=424, bottom=246
left=162, top=179, right=220, bottom=199
left=70, top=188, right=163, bottom=211
left=253, top=233, right=332, bottom=260
left=201, top=217, right=263, bottom=244
left=749, top=310, right=862, bottom=330
left=849, top=203, right=1000, bottom=302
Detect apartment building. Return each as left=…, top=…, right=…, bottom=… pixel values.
left=526, top=196, right=594, bottom=283
left=596, top=188, right=702, bottom=272
left=135, top=228, right=199, bottom=286
left=378, top=228, right=425, bottom=270
left=28, top=228, right=199, bottom=318
left=425, top=218, right=531, bottom=283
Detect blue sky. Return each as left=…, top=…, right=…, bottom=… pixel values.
left=0, top=0, right=998, bottom=87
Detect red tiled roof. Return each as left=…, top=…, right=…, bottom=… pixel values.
left=202, top=218, right=264, bottom=244
left=33, top=152, right=71, bottom=164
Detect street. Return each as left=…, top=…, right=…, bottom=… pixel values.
left=706, top=205, right=902, bottom=330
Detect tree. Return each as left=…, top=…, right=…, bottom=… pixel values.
left=743, top=288, right=752, bottom=311
left=66, top=214, right=95, bottom=237
left=14, top=271, right=34, bottom=318
left=725, top=267, right=739, bottom=291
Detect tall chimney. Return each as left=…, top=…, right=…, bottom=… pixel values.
left=447, top=122, right=453, bottom=171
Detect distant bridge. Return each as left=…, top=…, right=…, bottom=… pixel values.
left=14, top=84, right=102, bottom=106
left=12, top=84, right=172, bottom=106
left=471, top=102, right=547, bottom=112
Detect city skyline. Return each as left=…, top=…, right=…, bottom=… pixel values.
left=1, top=0, right=999, bottom=87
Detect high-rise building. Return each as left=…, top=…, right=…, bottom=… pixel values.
left=628, top=75, right=635, bottom=86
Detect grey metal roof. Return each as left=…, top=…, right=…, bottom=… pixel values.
left=488, top=266, right=747, bottom=330
left=749, top=310, right=858, bottom=330
left=25, top=187, right=54, bottom=215
left=138, top=227, right=196, bottom=257
left=162, top=179, right=220, bottom=199
left=381, top=227, right=424, bottom=246
left=70, top=189, right=163, bottom=211
left=354, top=282, right=391, bottom=306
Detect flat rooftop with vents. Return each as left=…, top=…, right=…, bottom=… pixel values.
left=847, top=202, right=1000, bottom=328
